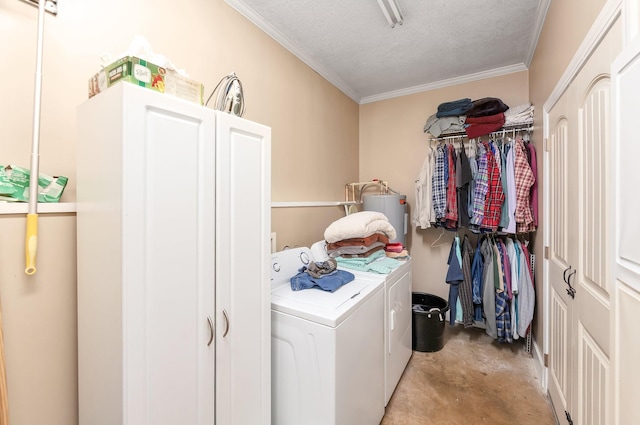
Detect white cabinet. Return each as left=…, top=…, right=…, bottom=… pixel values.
left=77, top=83, right=271, bottom=425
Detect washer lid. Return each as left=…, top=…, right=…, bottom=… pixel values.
left=271, top=247, right=383, bottom=327
left=271, top=278, right=381, bottom=327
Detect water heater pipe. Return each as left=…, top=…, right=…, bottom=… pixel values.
left=25, top=0, right=46, bottom=275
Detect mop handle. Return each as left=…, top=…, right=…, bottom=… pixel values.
left=25, top=0, right=46, bottom=275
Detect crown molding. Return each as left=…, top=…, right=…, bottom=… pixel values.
left=360, top=63, right=529, bottom=104
left=524, top=0, right=552, bottom=67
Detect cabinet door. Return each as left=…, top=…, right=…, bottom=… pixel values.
left=78, top=84, right=216, bottom=425
left=122, top=85, right=216, bottom=425
left=215, top=112, right=271, bottom=425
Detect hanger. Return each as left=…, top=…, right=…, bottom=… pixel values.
left=430, top=227, right=449, bottom=248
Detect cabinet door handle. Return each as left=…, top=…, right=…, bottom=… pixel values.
left=222, top=309, right=230, bottom=338
left=207, top=316, right=214, bottom=347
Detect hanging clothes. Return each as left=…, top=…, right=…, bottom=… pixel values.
left=514, top=138, right=536, bottom=233
left=432, top=145, right=447, bottom=221
left=445, top=236, right=464, bottom=326
left=480, top=142, right=505, bottom=232
left=414, top=146, right=435, bottom=229
left=527, top=143, right=539, bottom=227
left=470, top=143, right=489, bottom=228
left=457, top=144, right=473, bottom=228
left=459, top=235, right=475, bottom=327
left=444, top=144, right=458, bottom=228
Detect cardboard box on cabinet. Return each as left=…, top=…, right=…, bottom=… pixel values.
left=88, top=56, right=204, bottom=105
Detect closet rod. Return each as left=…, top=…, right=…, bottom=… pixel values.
left=432, top=125, right=533, bottom=142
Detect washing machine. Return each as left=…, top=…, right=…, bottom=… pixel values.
left=311, top=241, right=413, bottom=406
left=270, top=247, right=385, bottom=425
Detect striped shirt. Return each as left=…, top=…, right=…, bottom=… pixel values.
left=444, top=144, right=458, bottom=226
left=514, top=139, right=535, bottom=233
left=470, top=143, right=489, bottom=225
left=481, top=144, right=505, bottom=231
left=431, top=145, right=447, bottom=220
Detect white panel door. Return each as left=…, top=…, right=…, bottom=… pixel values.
left=546, top=16, right=621, bottom=424
left=215, top=111, right=271, bottom=425
left=548, top=99, right=578, bottom=424
left=611, top=34, right=640, bottom=425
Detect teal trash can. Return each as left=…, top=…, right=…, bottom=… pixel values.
left=412, top=292, right=449, bottom=352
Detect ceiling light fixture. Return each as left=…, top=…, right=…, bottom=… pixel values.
left=376, top=0, right=403, bottom=28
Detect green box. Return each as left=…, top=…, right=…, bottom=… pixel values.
left=0, top=165, right=68, bottom=203
left=89, top=56, right=204, bottom=105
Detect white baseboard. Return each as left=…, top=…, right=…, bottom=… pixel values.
left=532, top=339, right=548, bottom=391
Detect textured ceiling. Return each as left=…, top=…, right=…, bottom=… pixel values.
left=225, top=0, right=549, bottom=104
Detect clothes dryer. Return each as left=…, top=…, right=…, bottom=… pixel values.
left=270, top=247, right=385, bottom=425
left=311, top=241, right=413, bottom=406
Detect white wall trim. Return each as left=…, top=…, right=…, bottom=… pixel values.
left=0, top=202, right=76, bottom=214
left=524, top=0, right=552, bottom=67
left=543, top=0, right=623, bottom=112
left=532, top=339, right=548, bottom=391
left=359, top=63, right=528, bottom=104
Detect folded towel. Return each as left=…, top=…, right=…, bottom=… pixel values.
left=327, top=242, right=386, bottom=257
left=505, top=103, right=534, bottom=125
left=384, top=242, right=404, bottom=253
left=326, top=233, right=389, bottom=249
left=336, top=250, right=402, bottom=274
left=324, top=211, right=396, bottom=244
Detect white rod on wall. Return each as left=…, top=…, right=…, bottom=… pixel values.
left=18, top=0, right=58, bottom=16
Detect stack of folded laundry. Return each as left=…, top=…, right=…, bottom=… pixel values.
left=323, top=211, right=404, bottom=274
left=423, top=98, right=473, bottom=137
left=423, top=97, right=516, bottom=139
left=290, top=257, right=355, bottom=292
left=384, top=242, right=409, bottom=259
left=504, top=103, right=534, bottom=126
left=464, top=97, right=509, bottom=138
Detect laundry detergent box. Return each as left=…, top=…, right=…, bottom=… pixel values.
left=0, top=165, right=68, bottom=203
left=88, top=56, right=204, bottom=105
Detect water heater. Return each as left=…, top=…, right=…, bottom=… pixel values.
left=363, top=194, right=407, bottom=246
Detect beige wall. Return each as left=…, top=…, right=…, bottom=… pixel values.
left=0, top=0, right=357, bottom=423
left=0, top=0, right=615, bottom=422
left=528, top=0, right=608, bottom=344
left=359, top=71, right=530, bottom=302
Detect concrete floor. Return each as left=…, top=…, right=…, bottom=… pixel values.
left=381, top=325, right=558, bottom=425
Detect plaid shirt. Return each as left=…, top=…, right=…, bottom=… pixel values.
left=432, top=145, right=446, bottom=220
left=444, top=144, right=458, bottom=225
left=481, top=143, right=505, bottom=231
left=514, top=139, right=535, bottom=233
left=495, top=291, right=513, bottom=343
left=470, top=143, right=489, bottom=225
